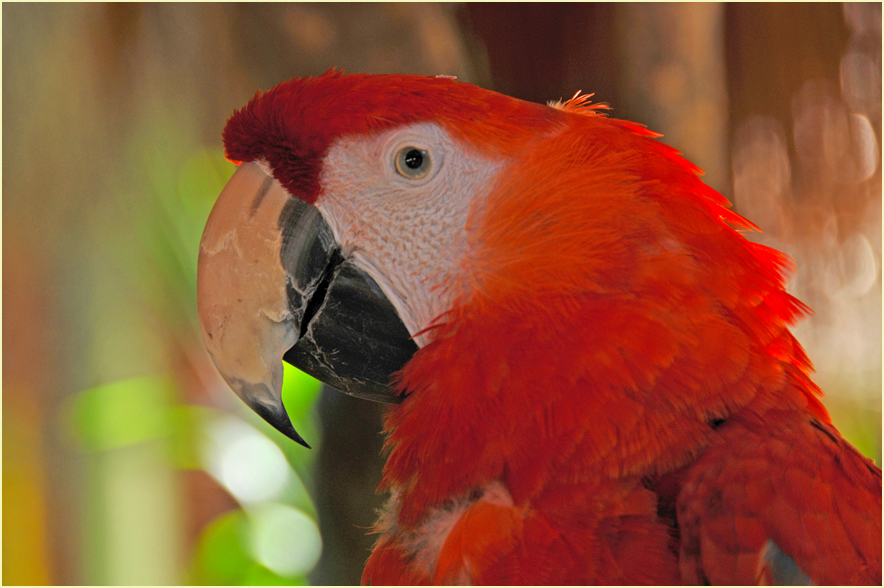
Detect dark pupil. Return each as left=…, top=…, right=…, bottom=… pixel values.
left=404, top=149, right=423, bottom=169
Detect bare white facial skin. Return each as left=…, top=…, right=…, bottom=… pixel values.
left=316, top=122, right=505, bottom=347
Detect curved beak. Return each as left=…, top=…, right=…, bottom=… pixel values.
left=197, top=162, right=416, bottom=447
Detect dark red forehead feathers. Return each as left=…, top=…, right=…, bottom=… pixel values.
left=222, top=69, right=561, bottom=204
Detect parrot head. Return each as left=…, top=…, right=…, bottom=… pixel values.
left=197, top=69, right=801, bottom=449
left=197, top=70, right=560, bottom=445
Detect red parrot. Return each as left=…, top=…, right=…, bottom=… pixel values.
left=197, top=70, right=881, bottom=584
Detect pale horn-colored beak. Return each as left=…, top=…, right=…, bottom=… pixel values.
left=197, top=161, right=327, bottom=447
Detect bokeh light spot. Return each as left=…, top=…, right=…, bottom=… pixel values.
left=203, top=417, right=291, bottom=504
left=247, top=503, right=322, bottom=577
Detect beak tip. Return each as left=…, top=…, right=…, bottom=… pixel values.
left=237, top=382, right=312, bottom=449
left=250, top=400, right=312, bottom=449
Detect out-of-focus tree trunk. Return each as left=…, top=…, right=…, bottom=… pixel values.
left=614, top=3, right=728, bottom=193
left=460, top=4, right=728, bottom=191
left=458, top=3, right=618, bottom=105
left=3, top=4, right=250, bottom=583
left=725, top=3, right=851, bottom=158
left=310, top=389, right=386, bottom=585
left=3, top=230, right=57, bottom=585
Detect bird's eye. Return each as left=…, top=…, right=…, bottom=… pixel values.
left=395, top=147, right=432, bottom=179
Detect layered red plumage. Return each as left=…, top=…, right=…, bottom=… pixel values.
left=223, top=71, right=881, bottom=585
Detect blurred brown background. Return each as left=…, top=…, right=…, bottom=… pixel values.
left=4, top=3, right=880, bottom=585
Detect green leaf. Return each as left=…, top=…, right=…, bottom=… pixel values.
left=69, top=376, right=173, bottom=451
left=281, top=363, right=322, bottom=421
left=192, top=510, right=251, bottom=585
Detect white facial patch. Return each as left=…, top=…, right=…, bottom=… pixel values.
left=316, top=122, right=505, bottom=347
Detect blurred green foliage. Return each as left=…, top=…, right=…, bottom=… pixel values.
left=71, top=376, right=175, bottom=452
left=62, top=139, right=326, bottom=585
left=69, top=365, right=323, bottom=585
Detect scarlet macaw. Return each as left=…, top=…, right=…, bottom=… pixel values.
left=197, top=71, right=881, bottom=584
